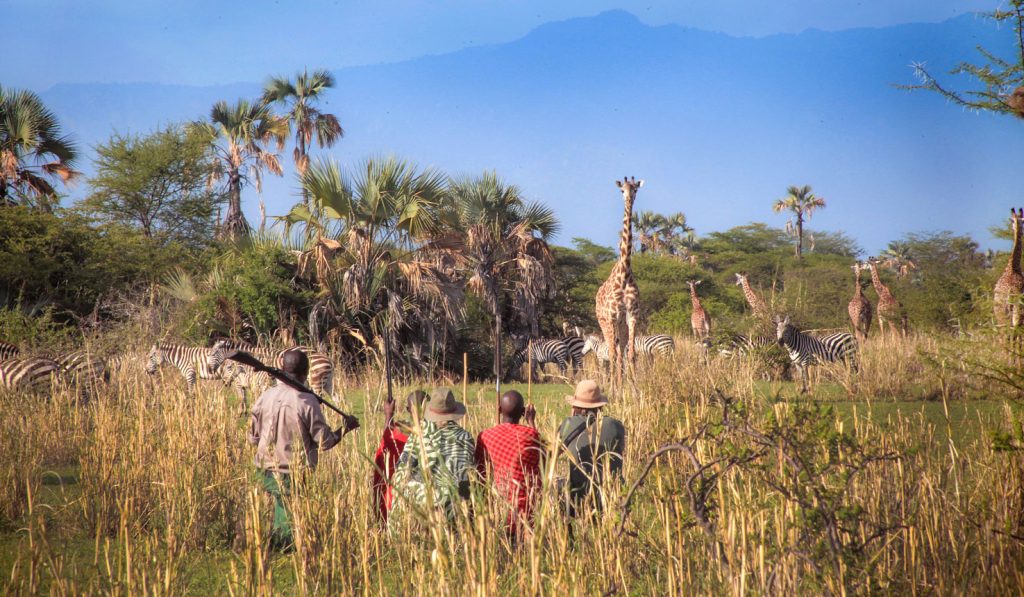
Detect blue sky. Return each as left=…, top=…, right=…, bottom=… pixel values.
left=3, top=1, right=994, bottom=89
left=1, top=1, right=1017, bottom=255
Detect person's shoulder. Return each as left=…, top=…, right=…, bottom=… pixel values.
left=557, top=415, right=580, bottom=436
left=603, top=416, right=626, bottom=433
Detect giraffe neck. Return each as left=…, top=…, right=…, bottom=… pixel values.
left=741, top=280, right=764, bottom=311
left=689, top=285, right=702, bottom=312
left=618, top=193, right=634, bottom=268
left=1007, top=218, right=1022, bottom=276
left=869, top=264, right=891, bottom=298
left=853, top=269, right=864, bottom=298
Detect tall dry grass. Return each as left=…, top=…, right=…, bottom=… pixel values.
left=1, top=332, right=1023, bottom=595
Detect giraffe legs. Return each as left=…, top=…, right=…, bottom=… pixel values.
left=598, top=316, right=619, bottom=390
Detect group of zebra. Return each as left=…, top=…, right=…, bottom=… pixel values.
left=0, top=339, right=334, bottom=408
left=505, top=332, right=675, bottom=381
left=0, top=340, right=110, bottom=394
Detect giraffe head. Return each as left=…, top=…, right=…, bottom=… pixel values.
left=1011, top=207, right=1023, bottom=237
left=734, top=273, right=747, bottom=286
left=687, top=279, right=702, bottom=291
left=615, top=176, right=644, bottom=205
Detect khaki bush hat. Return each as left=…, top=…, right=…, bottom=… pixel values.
left=565, top=379, right=609, bottom=408
left=424, top=387, right=467, bottom=423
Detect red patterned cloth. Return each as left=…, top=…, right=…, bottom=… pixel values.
left=475, top=423, right=544, bottom=525
left=373, top=426, right=408, bottom=524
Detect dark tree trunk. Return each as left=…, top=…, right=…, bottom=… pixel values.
left=221, top=170, right=250, bottom=239
left=795, top=212, right=804, bottom=259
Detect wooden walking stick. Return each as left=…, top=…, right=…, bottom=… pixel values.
left=527, top=339, right=533, bottom=402
left=462, top=352, right=468, bottom=402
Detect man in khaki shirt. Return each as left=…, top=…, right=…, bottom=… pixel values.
left=247, top=350, right=356, bottom=549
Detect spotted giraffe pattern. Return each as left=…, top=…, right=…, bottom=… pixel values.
left=595, top=176, right=642, bottom=388
left=688, top=280, right=711, bottom=339
left=866, top=260, right=907, bottom=336
left=994, top=208, right=1024, bottom=328
left=735, top=273, right=770, bottom=322
left=848, top=264, right=872, bottom=341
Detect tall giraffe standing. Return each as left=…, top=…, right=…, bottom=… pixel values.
left=994, top=208, right=1024, bottom=328
left=848, top=263, right=872, bottom=342
left=687, top=280, right=711, bottom=340
left=866, top=259, right=907, bottom=336
left=735, top=273, right=770, bottom=322
left=595, top=176, right=643, bottom=388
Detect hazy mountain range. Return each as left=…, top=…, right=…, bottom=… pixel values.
left=38, top=10, right=1022, bottom=253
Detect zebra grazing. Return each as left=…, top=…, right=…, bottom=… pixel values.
left=145, top=343, right=224, bottom=388
left=0, top=357, right=63, bottom=394
left=582, top=334, right=675, bottom=363
left=205, top=339, right=334, bottom=400
left=506, top=338, right=574, bottom=381
left=0, top=341, right=19, bottom=360
left=718, top=334, right=776, bottom=358
left=57, top=350, right=109, bottom=387
left=775, top=316, right=857, bottom=392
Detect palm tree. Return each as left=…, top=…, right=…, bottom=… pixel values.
left=189, top=99, right=289, bottom=239
left=281, top=157, right=462, bottom=370
left=262, top=69, right=344, bottom=203
left=881, top=241, right=918, bottom=279
left=0, top=86, right=80, bottom=210
left=632, top=210, right=663, bottom=254
left=772, top=184, right=826, bottom=259
left=448, top=172, right=558, bottom=379
left=662, top=211, right=696, bottom=256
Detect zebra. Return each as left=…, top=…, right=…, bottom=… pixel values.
left=506, top=338, right=574, bottom=381
left=563, top=335, right=584, bottom=372
left=205, top=339, right=335, bottom=400
left=0, top=357, right=63, bottom=394
left=775, top=316, right=858, bottom=392
left=56, top=350, right=109, bottom=387
left=0, top=341, right=19, bottom=360
left=582, top=334, right=675, bottom=363
left=145, top=342, right=224, bottom=389
left=717, top=334, right=776, bottom=358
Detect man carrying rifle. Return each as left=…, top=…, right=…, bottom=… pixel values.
left=247, top=349, right=358, bottom=550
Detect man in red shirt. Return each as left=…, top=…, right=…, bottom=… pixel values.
left=372, top=390, right=428, bottom=524
left=475, top=390, right=545, bottom=538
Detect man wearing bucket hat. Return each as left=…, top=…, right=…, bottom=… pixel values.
left=390, top=387, right=475, bottom=523
left=558, top=379, right=626, bottom=517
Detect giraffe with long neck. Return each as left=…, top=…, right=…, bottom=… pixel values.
left=866, top=260, right=907, bottom=336
left=595, top=176, right=642, bottom=388
left=688, top=280, right=711, bottom=340
left=848, top=263, right=872, bottom=341
left=994, top=208, right=1024, bottom=328
left=735, top=273, right=770, bottom=322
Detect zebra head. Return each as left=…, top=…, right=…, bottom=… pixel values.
left=581, top=335, right=602, bottom=356
left=775, top=315, right=797, bottom=347
left=144, top=344, right=165, bottom=375
left=206, top=339, right=232, bottom=373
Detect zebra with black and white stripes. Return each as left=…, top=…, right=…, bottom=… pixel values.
left=563, top=335, right=584, bottom=372
left=205, top=339, right=335, bottom=403
left=145, top=342, right=223, bottom=388
left=717, top=334, right=776, bottom=358
left=0, top=357, right=63, bottom=394
left=0, top=341, right=19, bottom=360
left=582, top=334, right=675, bottom=363
left=775, top=316, right=857, bottom=392
left=57, top=350, right=109, bottom=388
left=506, top=338, right=575, bottom=381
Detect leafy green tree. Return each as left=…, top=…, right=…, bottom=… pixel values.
left=904, top=1, right=1024, bottom=117
left=0, top=86, right=80, bottom=210
left=773, top=185, right=826, bottom=259
left=79, top=126, right=222, bottom=248
left=189, top=99, right=289, bottom=239
left=262, top=68, right=344, bottom=203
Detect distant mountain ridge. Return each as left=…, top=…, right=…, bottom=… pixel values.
left=38, top=10, right=1021, bottom=253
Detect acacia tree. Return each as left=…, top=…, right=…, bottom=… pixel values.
left=904, top=1, right=1024, bottom=118
left=262, top=68, right=344, bottom=203
left=773, top=185, right=826, bottom=259
left=81, top=126, right=222, bottom=247
left=0, top=86, right=79, bottom=210
left=449, top=172, right=558, bottom=377
left=189, top=99, right=289, bottom=239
